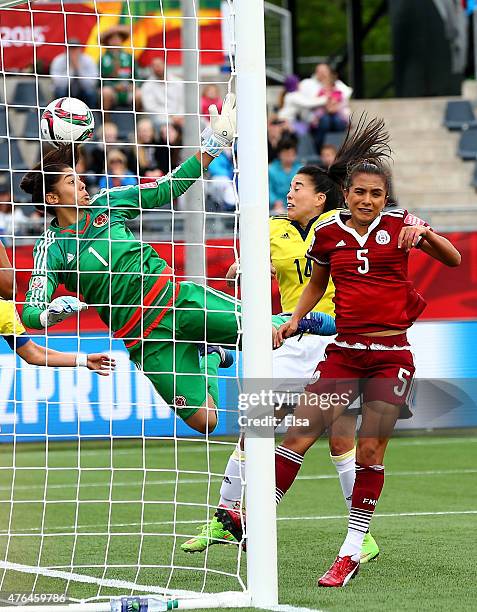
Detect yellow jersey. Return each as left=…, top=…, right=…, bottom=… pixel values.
left=269, top=210, right=336, bottom=316
left=0, top=300, right=27, bottom=337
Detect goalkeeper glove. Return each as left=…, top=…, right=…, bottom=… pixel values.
left=201, top=93, right=236, bottom=157
left=39, top=296, right=87, bottom=328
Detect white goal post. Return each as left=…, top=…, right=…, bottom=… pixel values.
left=0, top=0, right=278, bottom=610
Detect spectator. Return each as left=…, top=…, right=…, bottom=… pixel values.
left=154, top=122, right=182, bottom=176
left=267, top=114, right=293, bottom=162
left=319, top=143, right=338, bottom=168
left=309, top=64, right=350, bottom=153
left=98, top=149, right=137, bottom=190
left=0, top=178, right=27, bottom=246
left=84, top=122, right=137, bottom=186
left=141, top=56, right=184, bottom=125
left=201, top=84, right=223, bottom=120
left=206, top=149, right=236, bottom=211
left=299, top=62, right=352, bottom=109
left=49, top=38, right=98, bottom=108
left=136, top=118, right=160, bottom=177
left=268, top=137, right=301, bottom=215
left=100, top=25, right=141, bottom=113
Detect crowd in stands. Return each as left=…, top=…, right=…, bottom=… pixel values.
left=1, top=32, right=352, bottom=230
left=266, top=62, right=350, bottom=214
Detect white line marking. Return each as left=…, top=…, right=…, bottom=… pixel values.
left=2, top=510, right=476, bottom=537
left=0, top=468, right=474, bottom=494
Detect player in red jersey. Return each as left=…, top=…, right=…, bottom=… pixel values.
left=273, top=115, right=461, bottom=587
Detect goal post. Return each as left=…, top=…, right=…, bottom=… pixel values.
left=236, top=0, right=279, bottom=608
left=0, top=0, right=278, bottom=610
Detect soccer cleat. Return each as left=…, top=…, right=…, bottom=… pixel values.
left=180, top=515, right=237, bottom=553
left=295, top=312, right=336, bottom=337
left=360, top=532, right=380, bottom=564
left=215, top=505, right=245, bottom=547
left=318, top=555, right=360, bottom=587
left=198, top=344, right=234, bottom=368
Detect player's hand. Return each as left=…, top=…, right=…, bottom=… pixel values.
left=274, top=318, right=299, bottom=348
left=226, top=261, right=239, bottom=287
left=87, top=354, right=116, bottom=376
left=39, top=296, right=88, bottom=327
left=398, top=225, right=428, bottom=252
left=201, top=93, right=236, bottom=157
left=271, top=264, right=277, bottom=280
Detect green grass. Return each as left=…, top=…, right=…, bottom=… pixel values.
left=0, top=435, right=475, bottom=611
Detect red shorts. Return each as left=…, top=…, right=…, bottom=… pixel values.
left=305, top=333, right=415, bottom=407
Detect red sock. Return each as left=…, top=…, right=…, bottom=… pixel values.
left=339, top=462, right=385, bottom=558
left=275, top=445, right=304, bottom=504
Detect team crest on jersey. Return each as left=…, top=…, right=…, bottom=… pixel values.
left=93, top=213, right=109, bottom=227
left=375, top=230, right=390, bottom=245
left=174, top=395, right=187, bottom=407
left=31, top=276, right=45, bottom=289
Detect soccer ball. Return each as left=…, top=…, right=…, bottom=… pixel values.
left=41, top=97, right=94, bottom=147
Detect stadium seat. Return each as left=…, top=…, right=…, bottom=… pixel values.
left=323, top=130, right=346, bottom=149
left=22, top=110, right=41, bottom=140
left=0, top=105, right=6, bottom=137
left=11, top=170, right=29, bottom=203
left=457, top=127, right=477, bottom=160
left=296, top=132, right=316, bottom=162
left=10, top=80, right=47, bottom=111
left=471, top=161, right=477, bottom=188
left=444, top=100, right=477, bottom=130
left=110, top=111, right=135, bottom=141
left=0, top=139, right=28, bottom=171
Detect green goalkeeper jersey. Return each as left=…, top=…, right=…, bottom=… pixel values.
left=22, top=156, right=202, bottom=336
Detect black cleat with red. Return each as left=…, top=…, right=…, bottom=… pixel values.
left=215, top=505, right=246, bottom=549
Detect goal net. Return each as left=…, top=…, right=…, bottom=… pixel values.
left=0, top=0, right=276, bottom=609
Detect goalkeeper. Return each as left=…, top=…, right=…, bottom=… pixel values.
left=21, top=95, right=334, bottom=433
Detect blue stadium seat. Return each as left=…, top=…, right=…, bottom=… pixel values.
left=109, top=111, right=135, bottom=141
left=444, top=100, right=477, bottom=130
left=9, top=80, right=47, bottom=111
left=0, top=105, right=6, bottom=137
left=11, top=171, right=29, bottom=203
left=23, top=110, right=41, bottom=140
left=472, top=161, right=477, bottom=188
left=0, top=139, right=28, bottom=171
left=323, top=130, right=346, bottom=149
left=457, top=127, right=477, bottom=160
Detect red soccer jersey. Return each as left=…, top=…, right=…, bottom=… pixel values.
left=306, top=208, right=430, bottom=333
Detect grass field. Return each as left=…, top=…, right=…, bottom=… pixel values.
left=0, top=433, right=475, bottom=611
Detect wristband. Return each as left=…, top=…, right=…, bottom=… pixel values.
left=75, top=353, right=88, bottom=367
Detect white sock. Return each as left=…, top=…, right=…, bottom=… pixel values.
left=219, top=446, right=245, bottom=509
left=339, top=526, right=365, bottom=559
left=330, top=448, right=356, bottom=511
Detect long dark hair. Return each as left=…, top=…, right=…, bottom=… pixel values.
left=20, top=144, right=80, bottom=214
left=327, top=113, right=392, bottom=192
left=293, top=115, right=392, bottom=214
left=295, top=165, right=344, bottom=213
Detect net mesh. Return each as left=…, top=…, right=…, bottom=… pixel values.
left=0, top=0, right=247, bottom=608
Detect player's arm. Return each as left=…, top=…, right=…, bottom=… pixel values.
left=275, top=263, right=330, bottom=345
left=22, top=239, right=86, bottom=329
left=14, top=339, right=115, bottom=376
left=0, top=242, right=14, bottom=300
left=115, top=94, right=236, bottom=218
left=398, top=226, right=461, bottom=266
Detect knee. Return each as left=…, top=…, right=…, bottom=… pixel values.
left=184, top=407, right=217, bottom=434
left=356, top=441, right=383, bottom=466
left=329, top=437, right=355, bottom=457
left=281, top=434, right=314, bottom=457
